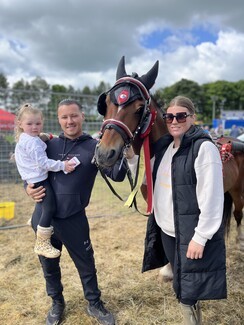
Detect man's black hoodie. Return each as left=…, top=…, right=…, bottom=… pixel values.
left=45, top=132, right=127, bottom=219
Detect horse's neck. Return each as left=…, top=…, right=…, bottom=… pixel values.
left=132, top=137, right=143, bottom=155
left=132, top=109, right=168, bottom=156
left=150, top=110, right=168, bottom=143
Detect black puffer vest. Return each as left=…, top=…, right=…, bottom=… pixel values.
left=142, top=125, right=227, bottom=301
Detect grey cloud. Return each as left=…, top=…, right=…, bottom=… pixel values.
left=0, top=0, right=244, bottom=88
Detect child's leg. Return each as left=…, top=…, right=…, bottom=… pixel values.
left=34, top=180, right=60, bottom=258
left=37, top=179, right=56, bottom=227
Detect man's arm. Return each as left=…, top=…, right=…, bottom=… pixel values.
left=104, top=147, right=138, bottom=182
left=104, top=158, right=127, bottom=181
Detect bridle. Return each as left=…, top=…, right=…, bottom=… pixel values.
left=98, top=76, right=154, bottom=146
left=95, top=73, right=158, bottom=215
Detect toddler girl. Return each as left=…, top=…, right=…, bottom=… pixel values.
left=15, top=103, right=75, bottom=258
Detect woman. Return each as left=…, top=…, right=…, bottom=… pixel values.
left=141, top=96, right=226, bottom=324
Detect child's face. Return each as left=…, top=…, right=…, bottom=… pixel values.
left=19, top=113, right=43, bottom=137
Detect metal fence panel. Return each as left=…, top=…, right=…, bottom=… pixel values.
left=0, top=125, right=138, bottom=224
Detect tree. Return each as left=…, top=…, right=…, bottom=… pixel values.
left=92, top=81, right=110, bottom=95
left=1, top=73, right=244, bottom=123
left=82, top=86, right=92, bottom=95
left=154, top=79, right=205, bottom=120
left=67, top=85, right=75, bottom=94
left=48, top=84, right=68, bottom=114
left=77, top=87, right=97, bottom=117
left=30, top=76, right=49, bottom=91
left=236, top=80, right=244, bottom=110
left=0, top=73, right=9, bottom=108
left=29, top=77, right=51, bottom=109
left=202, top=81, right=239, bottom=122
left=10, top=79, right=32, bottom=111
left=0, top=73, right=8, bottom=88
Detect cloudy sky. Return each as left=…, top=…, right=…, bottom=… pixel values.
left=1, top=0, right=244, bottom=92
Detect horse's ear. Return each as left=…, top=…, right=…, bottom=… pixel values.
left=116, top=56, right=127, bottom=80
left=139, top=60, right=159, bottom=90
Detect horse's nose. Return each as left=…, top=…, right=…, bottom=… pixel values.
left=107, top=149, right=116, bottom=160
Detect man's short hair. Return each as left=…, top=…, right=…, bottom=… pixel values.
left=58, top=99, right=83, bottom=111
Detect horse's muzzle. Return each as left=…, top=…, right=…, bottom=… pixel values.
left=94, top=142, right=121, bottom=168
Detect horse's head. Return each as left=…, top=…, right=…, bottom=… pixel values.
left=94, top=56, right=159, bottom=168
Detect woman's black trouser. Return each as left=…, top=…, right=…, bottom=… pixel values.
left=160, top=230, right=197, bottom=306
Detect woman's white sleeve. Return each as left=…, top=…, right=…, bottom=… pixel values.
left=127, top=155, right=139, bottom=178
left=192, top=142, right=224, bottom=246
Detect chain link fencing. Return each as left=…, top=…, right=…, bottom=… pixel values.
left=0, top=89, right=141, bottom=227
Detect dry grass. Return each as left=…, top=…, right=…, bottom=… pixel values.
left=0, top=181, right=243, bottom=325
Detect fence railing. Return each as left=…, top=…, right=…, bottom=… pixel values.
left=0, top=128, right=145, bottom=226
left=0, top=89, right=146, bottom=224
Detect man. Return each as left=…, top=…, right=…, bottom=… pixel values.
left=229, top=124, right=240, bottom=138
left=26, top=99, right=127, bottom=325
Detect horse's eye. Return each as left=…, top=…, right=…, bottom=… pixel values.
left=135, top=106, right=144, bottom=115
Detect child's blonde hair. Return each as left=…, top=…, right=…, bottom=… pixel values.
left=15, top=103, right=43, bottom=142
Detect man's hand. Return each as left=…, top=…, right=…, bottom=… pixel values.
left=39, top=133, right=52, bottom=142
left=39, top=133, right=58, bottom=142
left=26, top=183, right=46, bottom=202
left=186, top=240, right=204, bottom=259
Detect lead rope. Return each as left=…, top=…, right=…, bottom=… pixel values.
left=124, top=150, right=149, bottom=216
left=124, top=135, right=153, bottom=216
left=95, top=148, right=149, bottom=216
left=98, top=167, right=125, bottom=201
left=95, top=147, right=134, bottom=202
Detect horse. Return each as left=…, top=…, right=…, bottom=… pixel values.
left=215, top=136, right=244, bottom=248
left=94, top=57, right=244, bottom=265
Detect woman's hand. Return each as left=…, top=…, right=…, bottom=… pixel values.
left=26, top=183, right=46, bottom=202
left=124, top=146, right=135, bottom=159
left=186, top=240, right=204, bottom=259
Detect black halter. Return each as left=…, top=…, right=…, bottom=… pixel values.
left=97, top=77, right=151, bottom=145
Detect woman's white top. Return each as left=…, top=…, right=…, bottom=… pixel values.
left=15, top=133, right=65, bottom=184
left=127, top=141, right=224, bottom=246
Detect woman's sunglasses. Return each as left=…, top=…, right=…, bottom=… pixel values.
left=162, top=112, right=193, bottom=124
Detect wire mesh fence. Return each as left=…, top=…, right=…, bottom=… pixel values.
left=0, top=128, right=141, bottom=227
left=0, top=90, right=144, bottom=226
